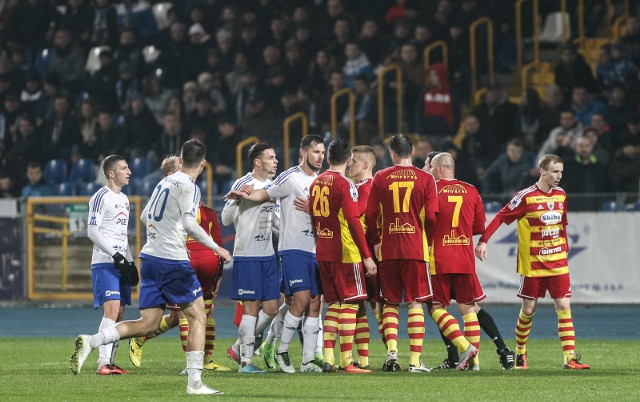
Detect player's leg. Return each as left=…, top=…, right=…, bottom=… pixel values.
left=300, top=295, right=322, bottom=372
left=262, top=299, right=289, bottom=368
left=515, top=276, right=540, bottom=370
left=455, top=274, right=486, bottom=370
left=551, top=274, right=589, bottom=370
left=97, top=300, right=120, bottom=374
left=429, top=273, right=459, bottom=369
left=129, top=308, right=180, bottom=367
left=474, top=307, right=515, bottom=369
left=459, top=302, right=481, bottom=370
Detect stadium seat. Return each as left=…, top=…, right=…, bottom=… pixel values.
left=484, top=201, right=502, bottom=213
left=85, top=46, right=111, bottom=73
left=43, top=159, right=68, bottom=185
left=152, top=2, right=173, bottom=30
left=56, top=182, right=77, bottom=196
left=130, top=157, right=150, bottom=180
left=34, top=49, right=50, bottom=79
left=142, top=45, right=161, bottom=64
left=79, top=182, right=103, bottom=196
left=601, top=201, right=616, bottom=211
left=539, top=12, right=570, bottom=43
left=69, top=159, right=96, bottom=184
left=136, top=179, right=156, bottom=197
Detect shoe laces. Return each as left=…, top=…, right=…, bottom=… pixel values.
left=280, top=352, right=291, bottom=366
left=569, top=354, right=583, bottom=364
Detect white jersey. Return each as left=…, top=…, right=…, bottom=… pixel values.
left=88, top=187, right=130, bottom=264
left=266, top=165, right=317, bottom=254
left=222, top=173, right=275, bottom=258
left=140, top=171, right=200, bottom=261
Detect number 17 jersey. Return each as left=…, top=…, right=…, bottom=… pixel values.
left=365, top=165, right=438, bottom=262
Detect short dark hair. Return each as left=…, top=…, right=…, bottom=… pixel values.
left=300, top=134, right=323, bottom=151
left=389, top=133, right=413, bottom=158
left=248, top=143, right=275, bottom=165
left=102, top=155, right=126, bottom=177
left=327, top=139, right=350, bottom=165
left=181, top=139, right=207, bottom=168
left=539, top=154, right=563, bottom=170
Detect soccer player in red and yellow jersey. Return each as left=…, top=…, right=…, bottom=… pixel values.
left=365, top=134, right=475, bottom=372
left=309, top=139, right=377, bottom=373
left=428, top=152, right=514, bottom=371
left=475, top=153, right=590, bottom=370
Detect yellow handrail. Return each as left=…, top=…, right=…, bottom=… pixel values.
left=516, top=0, right=540, bottom=74
left=203, top=162, right=213, bottom=208
left=236, top=136, right=260, bottom=178
left=330, top=88, right=355, bottom=148
left=423, top=40, right=448, bottom=72
left=469, top=17, right=494, bottom=98
left=612, top=14, right=629, bottom=40
left=283, top=112, right=308, bottom=169
left=377, top=64, right=403, bottom=139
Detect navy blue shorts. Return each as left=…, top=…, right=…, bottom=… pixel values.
left=92, top=263, right=132, bottom=310
left=138, top=254, right=202, bottom=309
left=231, top=256, right=280, bottom=301
left=279, top=251, right=321, bottom=297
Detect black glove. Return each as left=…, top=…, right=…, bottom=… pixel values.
left=128, top=262, right=140, bottom=287
left=113, top=252, right=130, bottom=284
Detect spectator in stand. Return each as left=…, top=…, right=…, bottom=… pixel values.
left=94, top=108, right=124, bottom=161
left=446, top=20, right=472, bottom=102
left=539, top=84, right=566, bottom=136
left=589, top=112, right=617, bottom=156
left=561, top=136, right=612, bottom=210
left=84, top=49, right=119, bottom=111
left=413, top=24, right=435, bottom=53
left=517, top=88, right=548, bottom=152
left=0, top=171, right=18, bottom=197
left=154, top=111, right=185, bottom=160
left=344, top=75, right=376, bottom=144
left=605, top=82, right=635, bottom=137
left=185, top=23, right=213, bottom=80
left=234, top=70, right=259, bottom=127
left=306, top=50, right=338, bottom=97
left=441, top=141, right=481, bottom=191
left=616, top=15, right=640, bottom=65
left=214, top=30, right=235, bottom=75
left=115, top=61, right=140, bottom=112
left=397, top=43, right=425, bottom=132
left=141, top=74, right=172, bottom=125
left=619, top=114, right=640, bottom=147
left=122, top=91, right=159, bottom=160
left=416, top=63, right=459, bottom=140
left=596, top=44, right=638, bottom=91
left=609, top=140, right=640, bottom=203
left=481, top=138, right=533, bottom=197
left=90, top=0, right=119, bottom=48
left=20, top=70, right=43, bottom=118
left=570, top=85, right=607, bottom=127
left=358, top=18, right=389, bottom=66
left=60, top=0, right=93, bottom=51
left=76, top=99, right=99, bottom=160
left=267, top=13, right=289, bottom=49
left=210, top=115, right=240, bottom=194
left=48, top=26, right=86, bottom=96
left=6, top=115, right=42, bottom=186
left=113, top=29, right=145, bottom=84
left=412, top=136, right=434, bottom=168
left=186, top=91, right=218, bottom=141
left=554, top=44, right=597, bottom=100
left=292, top=23, right=318, bottom=63
left=42, top=91, right=81, bottom=162
left=315, top=69, right=348, bottom=134
left=242, top=91, right=280, bottom=148
left=1, top=93, right=22, bottom=149
left=21, top=162, right=54, bottom=197
left=10, top=0, right=60, bottom=52
left=283, top=40, right=307, bottom=90
left=582, top=126, right=610, bottom=168
left=326, top=17, right=352, bottom=66
left=343, top=41, right=375, bottom=89
left=157, top=22, right=190, bottom=90
left=473, top=83, right=519, bottom=158
left=427, top=0, right=454, bottom=40
left=460, top=114, right=492, bottom=172
left=538, top=109, right=583, bottom=160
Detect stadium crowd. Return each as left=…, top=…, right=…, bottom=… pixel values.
left=0, top=0, right=639, bottom=207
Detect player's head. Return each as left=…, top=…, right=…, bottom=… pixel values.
left=538, top=153, right=564, bottom=189
left=388, top=133, right=413, bottom=160
left=249, top=143, right=278, bottom=177
left=160, top=155, right=181, bottom=177
left=327, top=139, right=350, bottom=165
left=102, top=155, right=130, bottom=188
left=431, top=152, right=455, bottom=180
left=299, top=134, right=325, bottom=172
left=423, top=151, right=441, bottom=173
left=349, top=145, right=376, bottom=178
left=180, top=139, right=207, bottom=169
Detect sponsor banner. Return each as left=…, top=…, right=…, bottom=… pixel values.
left=477, top=212, right=640, bottom=304
left=0, top=218, right=23, bottom=300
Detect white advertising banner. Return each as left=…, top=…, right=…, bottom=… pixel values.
left=476, top=212, right=640, bottom=304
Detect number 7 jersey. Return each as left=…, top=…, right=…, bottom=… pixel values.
left=140, top=171, right=200, bottom=261
left=365, top=165, right=438, bottom=261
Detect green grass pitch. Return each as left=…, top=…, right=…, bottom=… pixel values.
left=1, top=337, right=638, bottom=401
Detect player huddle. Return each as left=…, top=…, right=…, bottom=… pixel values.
left=70, top=134, right=589, bottom=396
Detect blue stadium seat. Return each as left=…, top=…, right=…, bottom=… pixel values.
left=79, top=182, right=103, bottom=196
left=136, top=179, right=156, bottom=197
left=56, top=182, right=77, bottom=196
left=69, top=159, right=96, bottom=184
left=601, top=201, right=616, bottom=211
left=34, top=48, right=50, bottom=79
left=484, top=201, right=502, bottom=213
left=43, top=159, right=68, bottom=185
left=130, top=156, right=150, bottom=180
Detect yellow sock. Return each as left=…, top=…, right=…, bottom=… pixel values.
left=339, top=303, right=358, bottom=368
left=463, top=313, right=480, bottom=366
left=557, top=309, right=576, bottom=363
left=323, top=303, right=340, bottom=365
left=382, top=304, right=399, bottom=353
left=179, top=317, right=189, bottom=353
left=407, top=308, right=425, bottom=366
left=205, top=317, right=215, bottom=363
left=515, top=309, right=533, bottom=354
left=142, top=314, right=172, bottom=343
left=354, top=304, right=370, bottom=367
left=430, top=307, right=470, bottom=352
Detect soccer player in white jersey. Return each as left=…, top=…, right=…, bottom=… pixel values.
left=221, top=143, right=279, bottom=373
left=227, top=135, right=325, bottom=373
left=87, top=155, right=137, bottom=375
left=71, top=139, right=232, bottom=395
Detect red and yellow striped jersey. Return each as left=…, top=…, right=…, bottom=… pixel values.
left=430, top=179, right=485, bottom=274
left=310, top=171, right=368, bottom=263
left=497, top=184, right=569, bottom=278
left=186, top=205, right=223, bottom=253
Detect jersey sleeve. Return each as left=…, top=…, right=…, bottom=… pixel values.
left=472, top=190, right=486, bottom=235
left=178, top=182, right=200, bottom=217
left=424, top=174, right=439, bottom=214
left=498, top=191, right=528, bottom=225
left=88, top=193, right=105, bottom=227
left=266, top=172, right=291, bottom=199
left=364, top=176, right=381, bottom=245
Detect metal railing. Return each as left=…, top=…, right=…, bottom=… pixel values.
left=377, top=64, right=403, bottom=139
left=423, top=40, right=448, bottom=72
left=469, top=17, right=494, bottom=96
left=236, top=136, right=260, bottom=178
left=203, top=162, right=213, bottom=207
left=516, top=0, right=540, bottom=73
left=330, top=88, right=355, bottom=148
left=283, top=112, right=308, bottom=170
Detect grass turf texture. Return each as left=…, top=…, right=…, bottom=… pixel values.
left=1, top=338, right=637, bottom=401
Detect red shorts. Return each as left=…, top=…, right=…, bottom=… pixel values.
left=431, top=273, right=486, bottom=307
left=319, top=261, right=368, bottom=304
left=517, top=273, right=572, bottom=300
left=366, top=272, right=382, bottom=302
left=378, top=260, right=433, bottom=304
left=190, top=250, right=221, bottom=295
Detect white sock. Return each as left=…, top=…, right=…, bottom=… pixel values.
left=315, top=323, right=324, bottom=356
left=302, top=316, right=319, bottom=364
left=256, top=309, right=274, bottom=336
left=277, top=312, right=302, bottom=354
left=266, top=304, right=289, bottom=346
left=186, top=351, right=204, bottom=388
left=239, top=315, right=257, bottom=365
left=110, top=341, right=119, bottom=365
left=97, top=317, right=116, bottom=366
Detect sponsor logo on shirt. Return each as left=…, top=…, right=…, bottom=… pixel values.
left=540, top=211, right=562, bottom=225
left=388, top=170, right=417, bottom=180
left=389, top=218, right=415, bottom=234
left=539, top=246, right=562, bottom=255
left=439, top=184, right=467, bottom=194
left=541, top=228, right=560, bottom=238
left=315, top=222, right=334, bottom=239
left=442, top=230, right=470, bottom=246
